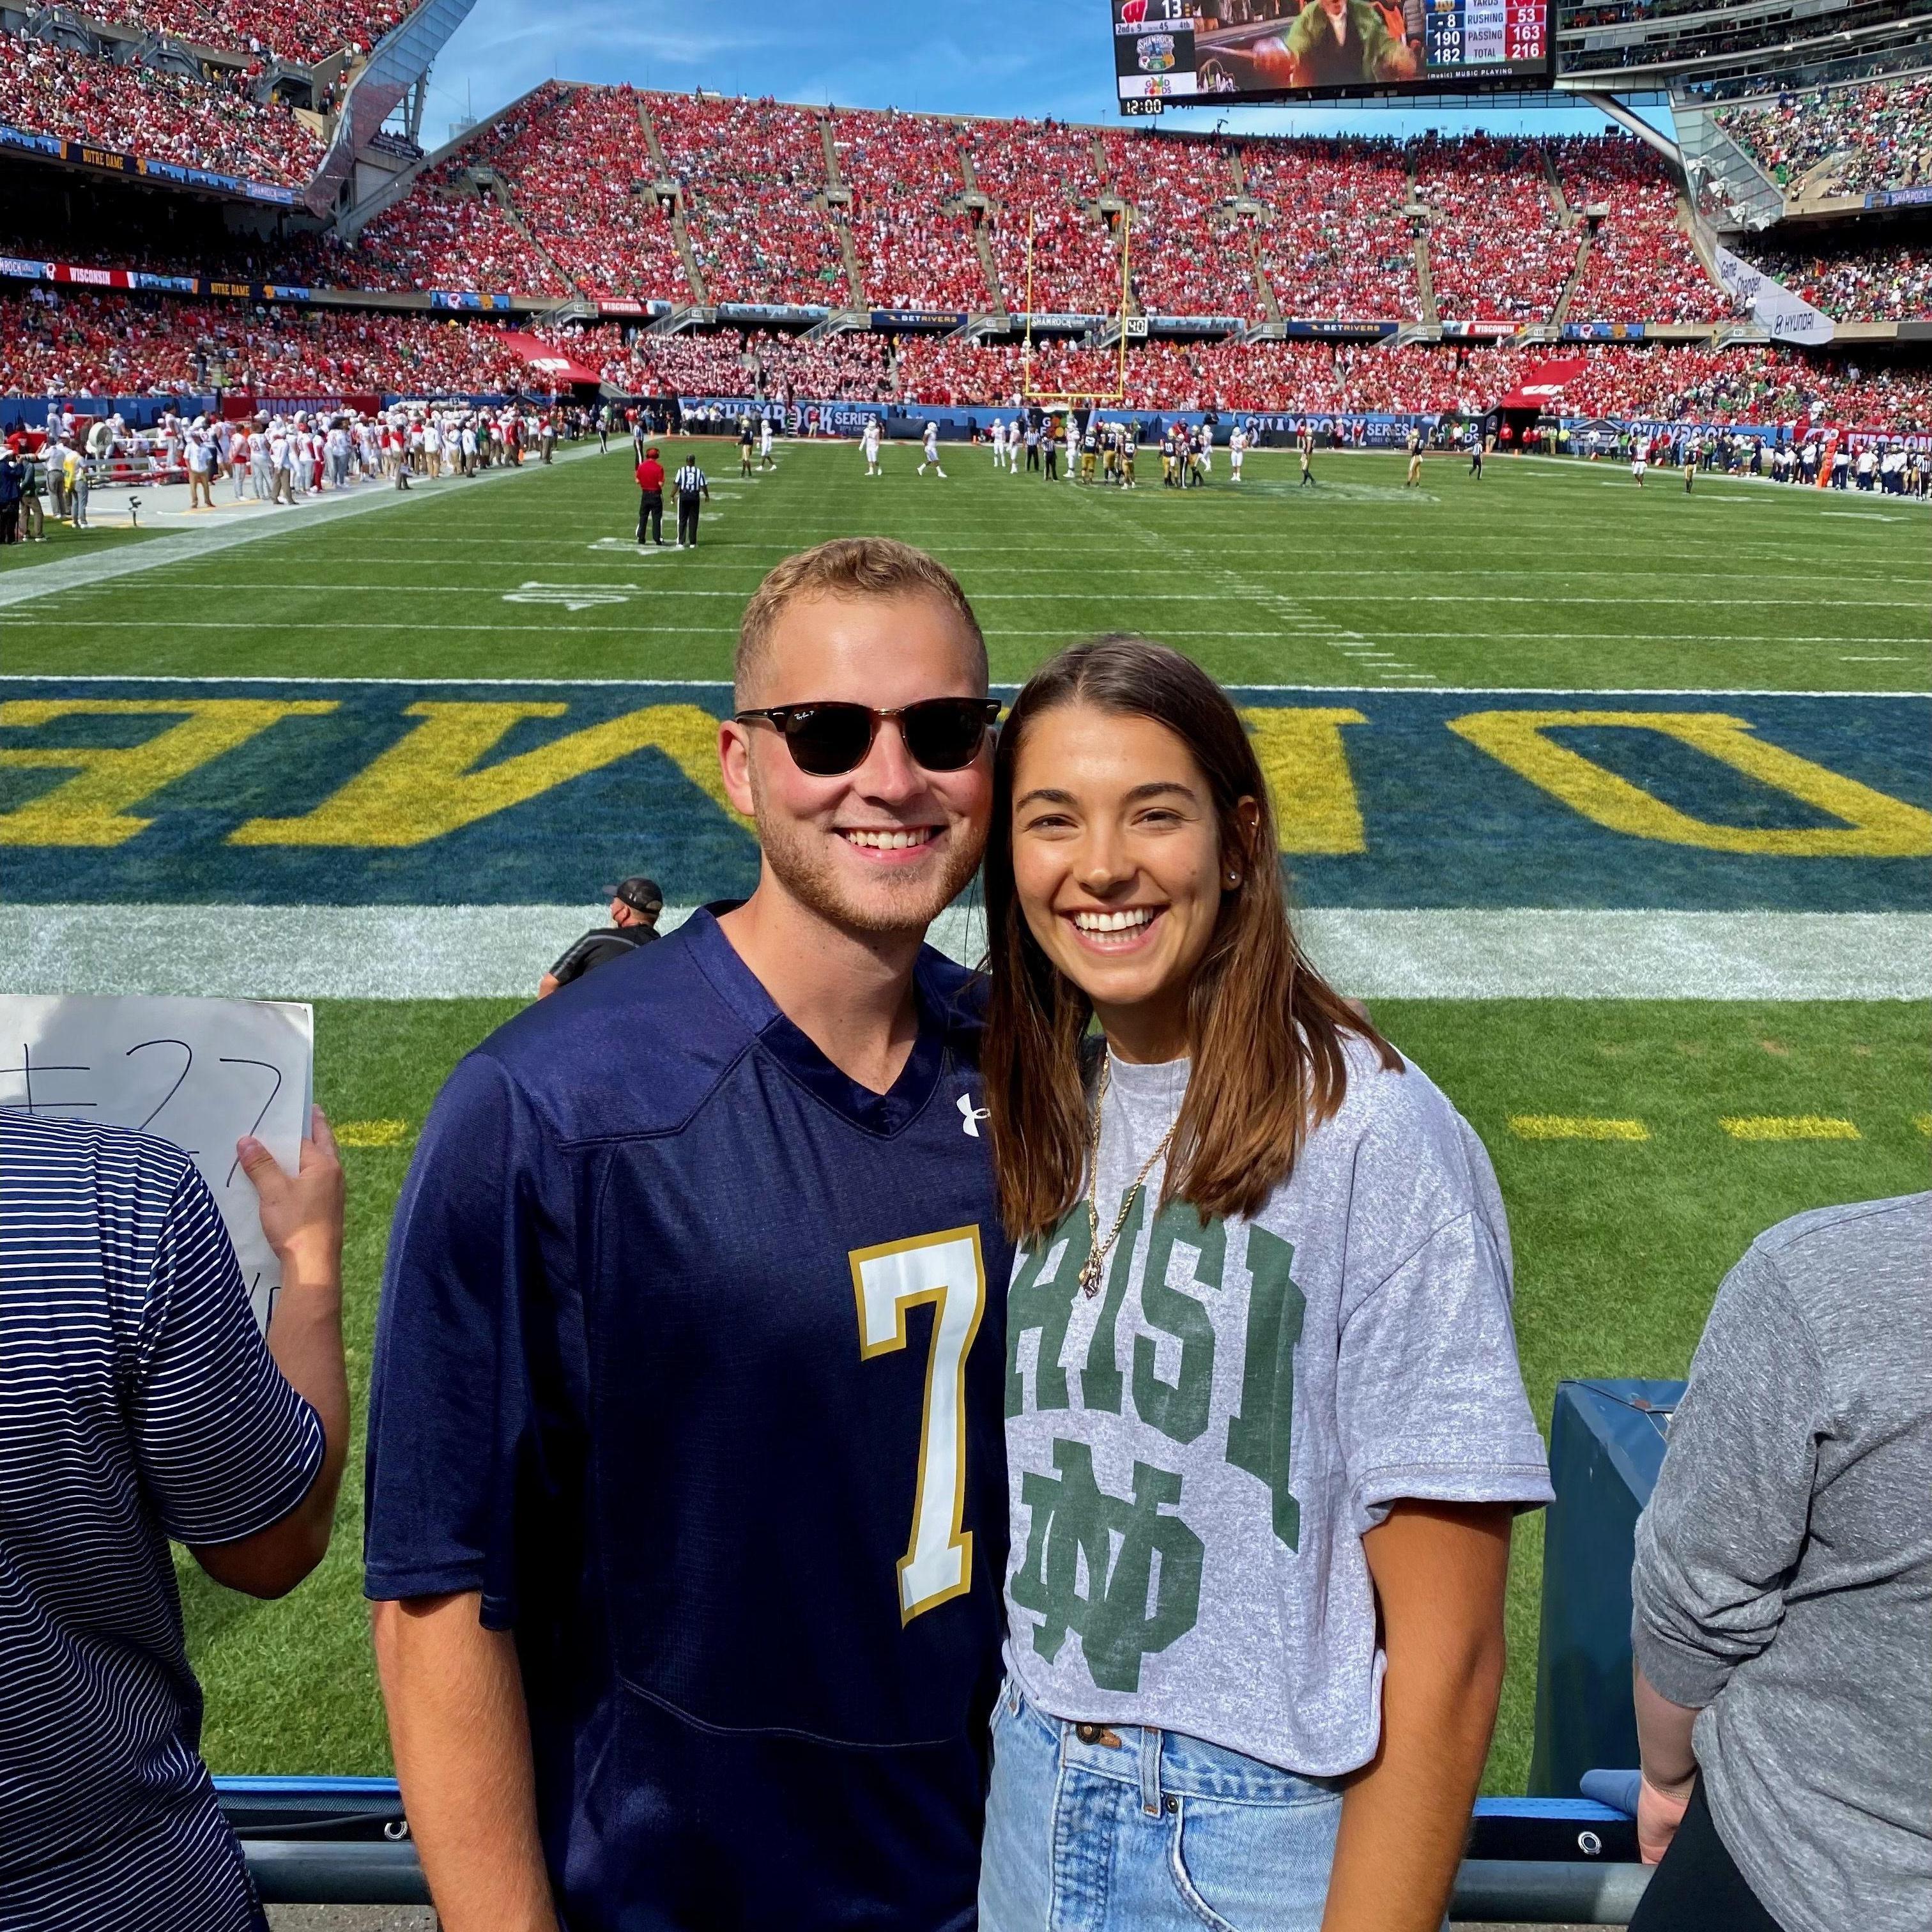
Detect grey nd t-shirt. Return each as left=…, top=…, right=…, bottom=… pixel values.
left=1632, top=1192, right=1932, bottom=1932
left=1002, top=1042, right=1552, bottom=1776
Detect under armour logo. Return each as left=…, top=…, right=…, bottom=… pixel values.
left=958, top=1094, right=992, bottom=1138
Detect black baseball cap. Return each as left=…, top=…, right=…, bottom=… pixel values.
left=604, top=876, right=664, bottom=914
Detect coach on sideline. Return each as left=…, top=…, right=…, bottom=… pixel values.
left=0, top=1106, right=349, bottom=1930
left=1626, top=1191, right=1931, bottom=1932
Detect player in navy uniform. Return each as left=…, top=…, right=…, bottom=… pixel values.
left=366, top=538, right=1008, bottom=1932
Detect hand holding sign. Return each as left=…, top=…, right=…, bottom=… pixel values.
left=0, top=995, right=315, bottom=1329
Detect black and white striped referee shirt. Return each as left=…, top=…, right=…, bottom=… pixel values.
left=0, top=1112, right=324, bottom=1931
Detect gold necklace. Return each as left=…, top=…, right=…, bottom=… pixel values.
left=1077, top=1055, right=1182, bottom=1299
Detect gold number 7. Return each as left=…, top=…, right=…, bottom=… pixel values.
left=850, top=1226, right=989, bottom=1623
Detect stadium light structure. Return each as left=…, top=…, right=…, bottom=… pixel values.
left=1020, top=208, right=1133, bottom=407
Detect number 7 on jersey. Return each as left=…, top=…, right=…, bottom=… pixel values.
left=850, top=1227, right=988, bottom=1623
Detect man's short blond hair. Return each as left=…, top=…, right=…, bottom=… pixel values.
left=735, top=537, right=988, bottom=703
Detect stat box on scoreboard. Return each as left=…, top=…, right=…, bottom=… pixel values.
left=1529, top=1378, right=1686, bottom=1798
left=1114, top=0, right=1552, bottom=111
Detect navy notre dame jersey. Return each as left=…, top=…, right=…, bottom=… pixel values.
left=365, top=907, right=1012, bottom=1931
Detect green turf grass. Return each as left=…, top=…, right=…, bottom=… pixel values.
left=181, top=993, right=1930, bottom=1793
left=0, top=516, right=162, bottom=570
left=8, top=441, right=1929, bottom=689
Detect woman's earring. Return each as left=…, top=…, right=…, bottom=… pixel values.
left=1225, top=871, right=1240, bottom=887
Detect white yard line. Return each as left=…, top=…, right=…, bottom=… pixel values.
left=4, top=905, right=1924, bottom=1002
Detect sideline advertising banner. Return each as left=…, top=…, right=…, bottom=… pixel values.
left=1713, top=247, right=1835, bottom=347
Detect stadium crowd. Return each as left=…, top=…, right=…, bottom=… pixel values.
left=75, top=0, right=412, bottom=66
left=830, top=108, right=986, bottom=310
left=1097, top=128, right=1258, bottom=318
left=10, top=279, right=1932, bottom=432
left=1552, top=135, right=1729, bottom=323
left=1240, top=137, right=1419, bottom=320
left=338, top=190, right=567, bottom=296
left=0, top=29, right=323, bottom=186
left=1717, top=75, right=1932, bottom=197
left=1413, top=134, right=1577, bottom=321
left=1745, top=238, right=1932, bottom=320
left=652, top=93, right=849, bottom=307
left=965, top=118, right=1122, bottom=315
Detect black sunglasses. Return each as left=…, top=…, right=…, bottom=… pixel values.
left=734, top=698, right=1001, bottom=777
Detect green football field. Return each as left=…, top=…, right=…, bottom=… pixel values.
left=4, top=437, right=1928, bottom=1796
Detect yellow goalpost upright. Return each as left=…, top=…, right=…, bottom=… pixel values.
left=1019, top=206, right=1133, bottom=408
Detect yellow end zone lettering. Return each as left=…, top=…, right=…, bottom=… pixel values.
left=0, top=699, right=338, bottom=847
left=1449, top=710, right=1932, bottom=859
left=1239, top=707, right=1368, bottom=855
left=231, top=701, right=753, bottom=847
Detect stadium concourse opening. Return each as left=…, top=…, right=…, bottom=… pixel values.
left=1, top=4, right=1929, bottom=1927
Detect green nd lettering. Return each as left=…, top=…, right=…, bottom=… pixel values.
left=1009, top=1438, right=1204, bottom=1692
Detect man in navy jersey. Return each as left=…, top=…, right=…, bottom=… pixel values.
left=366, top=537, right=1009, bottom=1932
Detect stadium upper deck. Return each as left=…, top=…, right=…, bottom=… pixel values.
left=315, top=86, right=1740, bottom=328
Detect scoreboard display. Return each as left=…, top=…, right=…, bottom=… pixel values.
left=1114, top=0, right=1551, bottom=109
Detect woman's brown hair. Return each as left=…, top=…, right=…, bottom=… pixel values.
left=982, top=636, right=1400, bottom=1243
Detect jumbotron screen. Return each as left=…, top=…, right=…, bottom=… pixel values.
left=1114, top=0, right=1552, bottom=107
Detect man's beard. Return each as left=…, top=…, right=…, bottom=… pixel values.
left=749, top=774, right=985, bottom=939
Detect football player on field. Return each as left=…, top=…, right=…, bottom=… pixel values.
left=367, top=539, right=1009, bottom=1932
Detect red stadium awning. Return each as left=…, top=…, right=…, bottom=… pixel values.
left=1496, top=358, right=1587, bottom=411
left=499, top=332, right=606, bottom=386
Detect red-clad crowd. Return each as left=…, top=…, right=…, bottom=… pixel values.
left=1096, top=128, right=1257, bottom=318
left=8, top=284, right=1932, bottom=431
left=1238, top=137, right=1418, bottom=320
left=586, top=326, right=891, bottom=401
left=339, top=191, right=567, bottom=296
left=650, top=93, right=848, bottom=307
left=1717, top=77, right=1932, bottom=197
left=963, top=119, right=1121, bottom=314
left=77, top=0, right=411, bottom=67
left=1413, top=134, right=1575, bottom=321
left=830, top=107, right=985, bottom=311
left=1551, top=135, right=1729, bottom=323
left=0, top=289, right=530, bottom=395
left=1746, top=240, right=1932, bottom=320
left=1, top=29, right=322, bottom=186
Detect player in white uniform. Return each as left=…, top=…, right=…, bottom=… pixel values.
left=1228, top=424, right=1247, bottom=483
left=917, top=422, right=946, bottom=479
left=1632, top=436, right=1648, bottom=486
left=862, top=418, right=882, bottom=477
left=759, top=417, right=775, bottom=471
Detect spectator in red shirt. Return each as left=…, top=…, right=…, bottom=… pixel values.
left=636, top=445, right=666, bottom=546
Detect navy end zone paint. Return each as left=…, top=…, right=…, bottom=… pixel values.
left=1, top=680, right=1926, bottom=912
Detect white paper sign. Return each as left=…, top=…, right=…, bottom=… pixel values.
left=0, top=995, right=314, bottom=1330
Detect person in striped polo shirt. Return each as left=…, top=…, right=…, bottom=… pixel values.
left=0, top=1107, right=349, bottom=1931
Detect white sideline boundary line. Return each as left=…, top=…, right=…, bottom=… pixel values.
left=3, top=676, right=1926, bottom=698
left=0, top=439, right=618, bottom=611
left=3, top=906, right=1924, bottom=1002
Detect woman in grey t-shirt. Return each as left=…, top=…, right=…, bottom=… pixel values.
left=976, top=638, right=1552, bottom=1932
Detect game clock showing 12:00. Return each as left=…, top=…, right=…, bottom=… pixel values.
left=1113, top=0, right=1551, bottom=108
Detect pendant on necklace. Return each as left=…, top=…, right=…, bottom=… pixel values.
left=1078, top=1250, right=1103, bottom=1298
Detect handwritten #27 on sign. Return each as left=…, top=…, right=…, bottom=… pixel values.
left=0, top=995, right=314, bottom=1331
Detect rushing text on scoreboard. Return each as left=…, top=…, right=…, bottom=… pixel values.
left=1113, top=0, right=1553, bottom=110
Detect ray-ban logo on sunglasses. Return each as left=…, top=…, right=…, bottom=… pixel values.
left=733, top=699, right=1002, bottom=777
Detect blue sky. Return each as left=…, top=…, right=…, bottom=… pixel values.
left=419, top=0, right=1670, bottom=149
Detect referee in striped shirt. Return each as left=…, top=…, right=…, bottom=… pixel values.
left=0, top=1107, right=349, bottom=1929
left=674, top=455, right=710, bottom=549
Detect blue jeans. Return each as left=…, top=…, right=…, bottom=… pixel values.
left=979, top=1681, right=1343, bottom=1932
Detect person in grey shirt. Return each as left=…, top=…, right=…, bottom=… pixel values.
left=1628, top=1192, right=1931, bottom=1932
